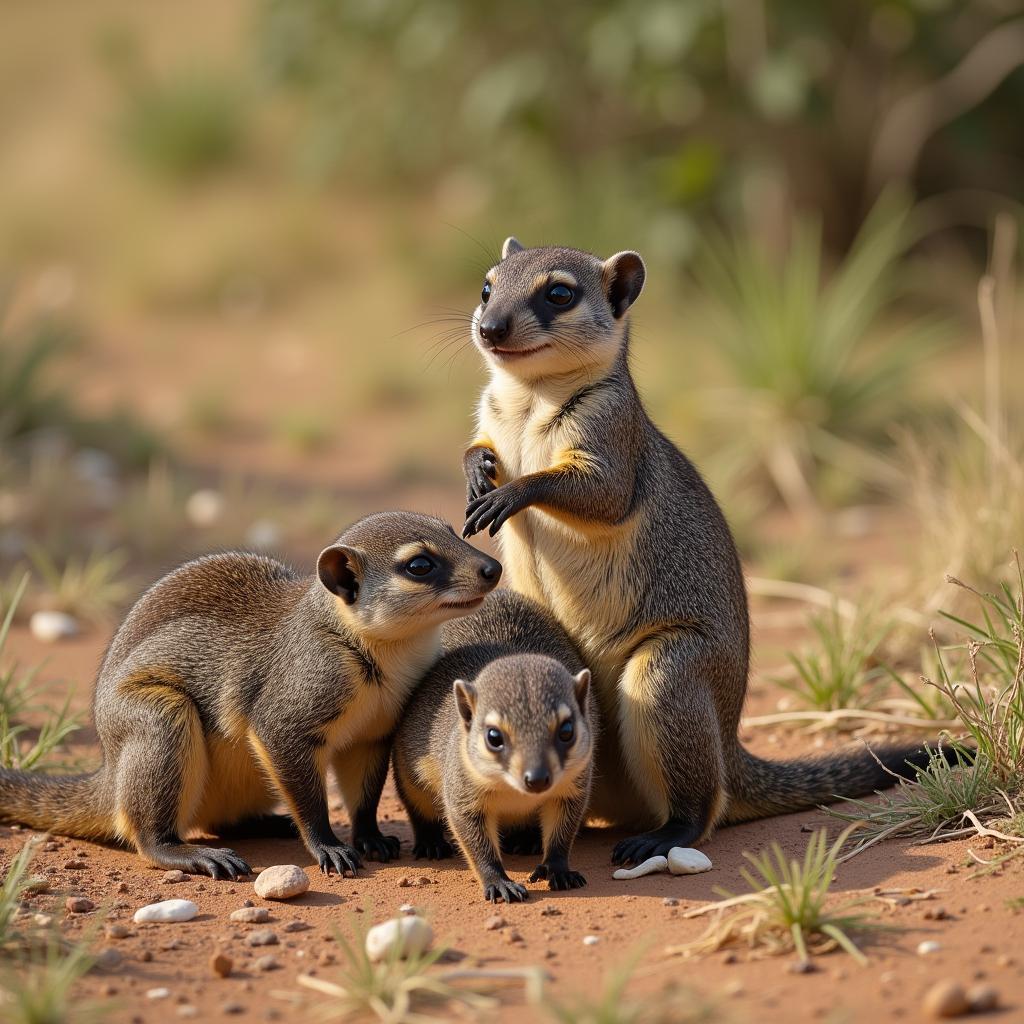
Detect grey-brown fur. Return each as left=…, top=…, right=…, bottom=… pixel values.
left=0, top=512, right=500, bottom=879
left=463, top=238, right=944, bottom=866
left=393, top=589, right=595, bottom=903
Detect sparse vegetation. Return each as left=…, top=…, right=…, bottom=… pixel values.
left=0, top=936, right=100, bottom=1024
left=0, top=840, right=39, bottom=951
left=667, top=825, right=880, bottom=965
left=27, top=547, right=131, bottom=624
left=0, top=579, right=82, bottom=772
left=831, top=561, right=1024, bottom=858
left=297, top=918, right=524, bottom=1023
left=697, top=194, right=942, bottom=514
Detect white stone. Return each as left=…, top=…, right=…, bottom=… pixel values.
left=668, top=847, right=713, bottom=875
left=185, top=489, right=225, bottom=528
left=365, top=916, right=433, bottom=963
left=582, top=935, right=601, bottom=946
left=917, top=940, right=942, bottom=956
left=29, top=611, right=79, bottom=643
left=254, top=864, right=309, bottom=900
left=133, top=899, right=198, bottom=924
left=613, top=855, right=668, bottom=880
left=146, top=988, right=171, bottom=1000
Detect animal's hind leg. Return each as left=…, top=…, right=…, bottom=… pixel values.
left=113, top=679, right=250, bottom=879
left=610, top=631, right=728, bottom=866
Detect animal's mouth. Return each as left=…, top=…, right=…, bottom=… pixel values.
left=487, top=342, right=551, bottom=360
left=439, top=595, right=486, bottom=611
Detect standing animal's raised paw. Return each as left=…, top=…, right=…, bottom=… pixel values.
left=463, top=485, right=524, bottom=538
left=465, top=446, right=499, bottom=502
left=355, top=832, right=401, bottom=862
left=528, top=862, right=586, bottom=891
left=314, top=842, right=362, bottom=877
left=484, top=878, right=528, bottom=904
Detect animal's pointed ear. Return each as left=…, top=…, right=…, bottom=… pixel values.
left=573, top=668, right=591, bottom=712
left=317, top=545, right=363, bottom=605
left=502, top=236, right=525, bottom=259
left=453, top=679, right=477, bottom=727
left=601, top=251, right=646, bottom=318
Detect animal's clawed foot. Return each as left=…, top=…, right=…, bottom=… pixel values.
left=463, top=485, right=522, bottom=538
left=354, top=832, right=401, bottom=862
left=412, top=837, right=454, bottom=860
left=314, top=842, right=362, bottom=877
left=149, top=843, right=251, bottom=880
left=500, top=825, right=543, bottom=856
left=484, top=878, right=529, bottom=904
left=611, top=822, right=698, bottom=866
left=529, top=863, right=586, bottom=891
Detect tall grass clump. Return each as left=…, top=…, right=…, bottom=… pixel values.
left=833, top=559, right=1024, bottom=858
left=0, top=578, right=82, bottom=772
left=0, top=938, right=100, bottom=1024
left=667, top=825, right=880, bottom=966
left=698, top=193, right=942, bottom=514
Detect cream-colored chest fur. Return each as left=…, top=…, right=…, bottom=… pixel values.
left=321, top=631, right=442, bottom=751
left=477, top=381, right=637, bottom=674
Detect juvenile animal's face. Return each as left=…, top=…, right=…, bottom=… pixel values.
left=455, top=654, right=592, bottom=797
left=318, top=512, right=501, bottom=640
left=472, top=237, right=645, bottom=382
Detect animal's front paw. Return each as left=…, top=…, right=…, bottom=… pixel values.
left=611, top=823, right=697, bottom=866
left=483, top=878, right=528, bottom=904
left=313, top=842, right=362, bottom=877
left=354, top=831, right=401, bottom=862
left=465, top=447, right=499, bottom=502
left=463, top=485, right=523, bottom=538
left=528, top=862, right=587, bottom=891
left=412, top=837, right=454, bottom=860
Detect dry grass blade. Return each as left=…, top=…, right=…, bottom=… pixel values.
left=666, top=825, right=880, bottom=966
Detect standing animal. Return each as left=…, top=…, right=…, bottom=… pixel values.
left=0, top=512, right=501, bottom=879
left=461, top=237, right=942, bottom=866
left=393, top=589, right=594, bottom=903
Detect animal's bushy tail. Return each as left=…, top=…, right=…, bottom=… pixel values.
left=0, top=769, right=114, bottom=840
left=725, top=743, right=941, bottom=824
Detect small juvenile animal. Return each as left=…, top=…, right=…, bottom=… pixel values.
left=0, top=512, right=501, bottom=879
left=462, top=237, right=942, bottom=865
left=393, top=589, right=594, bottom=903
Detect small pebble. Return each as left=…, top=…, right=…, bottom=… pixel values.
left=282, top=920, right=309, bottom=933
left=505, top=929, right=524, bottom=944
left=966, top=984, right=999, bottom=1012
left=177, top=1008, right=199, bottom=1019
left=30, top=610, right=79, bottom=642
left=399, top=904, right=415, bottom=915
left=662, top=897, right=679, bottom=907
left=254, top=954, right=280, bottom=972
left=146, top=988, right=171, bottom=1000
left=246, top=929, right=279, bottom=947
left=582, top=935, right=600, bottom=947
left=667, top=847, right=713, bottom=875
left=140, top=949, right=153, bottom=962
left=24, top=876, right=50, bottom=894
left=94, top=948, right=123, bottom=971
left=230, top=907, right=270, bottom=924
left=65, top=897, right=95, bottom=914
left=922, top=980, right=969, bottom=1018
left=318, top=951, right=336, bottom=967
left=63, top=860, right=86, bottom=871
left=185, top=489, right=225, bottom=527
left=221, top=1002, right=245, bottom=1016
left=787, top=959, right=816, bottom=974
left=106, top=923, right=131, bottom=939
left=917, top=940, right=942, bottom=956
left=210, top=953, right=233, bottom=978
left=134, top=899, right=198, bottom=924
left=33, top=914, right=53, bottom=927
left=484, top=915, right=507, bottom=931
left=365, top=916, right=433, bottom=963
left=163, top=870, right=187, bottom=883
left=253, top=865, right=309, bottom=901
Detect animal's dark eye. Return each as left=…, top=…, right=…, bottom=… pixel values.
left=546, top=284, right=574, bottom=306
left=405, top=556, right=436, bottom=577
left=557, top=720, right=575, bottom=744
left=485, top=727, right=504, bottom=751
left=481, top=281, right=491, bottom=304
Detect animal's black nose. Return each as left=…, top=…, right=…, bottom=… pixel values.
left=479, top=318, right=510, bottom=344
left=479, top=558, right=502, bottom=584
left=523, top=769, right=551, bottom=793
